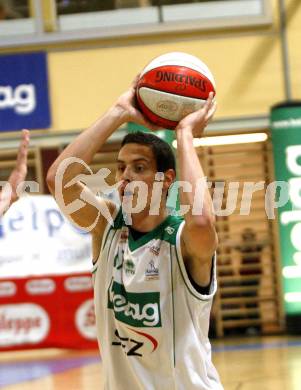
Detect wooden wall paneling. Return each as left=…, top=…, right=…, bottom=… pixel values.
left=197, top=136, right=284, bottom=336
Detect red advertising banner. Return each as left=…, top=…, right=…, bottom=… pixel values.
left=0, top=273, right=98, bottom=351
left=0, top=195, right=100, bottom=350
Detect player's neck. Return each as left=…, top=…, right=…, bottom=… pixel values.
left=129, top=206, right=168, bottom=233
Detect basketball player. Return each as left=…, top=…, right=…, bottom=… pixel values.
left=47, top=78, right=223, bottom=389
left=0, top=129, right=30, bottom=216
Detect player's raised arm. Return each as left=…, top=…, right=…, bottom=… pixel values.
left=46, top=77, right=157, bottom=235
left=0, top=129, right=30, bottom=216
left=175, top=92, right=218, bottom=287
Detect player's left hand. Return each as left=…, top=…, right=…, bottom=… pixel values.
left=176, top=92, right=217, bottom=137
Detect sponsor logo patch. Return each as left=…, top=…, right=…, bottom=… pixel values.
left=112, top=327, right=158, bottom=357
left=145, top=259, right=159, bottom=281
left=165, top=226, right=175, bottom=235
left=124, top=258, right=136, bottom=276
left=149, top=245, right=160, bottom=256
left=107, top=280, right=161, bottom=328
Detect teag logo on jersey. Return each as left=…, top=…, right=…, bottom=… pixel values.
left=108, top=279, right=162, bottom=328
left=0, top=84, right=36, bottom=115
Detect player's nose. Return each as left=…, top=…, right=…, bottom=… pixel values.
left=120, top=166, right=133, bottom=181
left=119, top=179, right=131, bottom=196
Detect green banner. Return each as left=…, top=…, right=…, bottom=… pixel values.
left=270, top=102, right=301, bottom=315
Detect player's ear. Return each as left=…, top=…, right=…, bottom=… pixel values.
left=164, top=169, right=176, bottom=190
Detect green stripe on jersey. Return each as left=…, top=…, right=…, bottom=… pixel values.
left=111, top=208, right=183, bottom=251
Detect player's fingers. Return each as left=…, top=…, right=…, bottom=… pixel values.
left=202, top=101, right=217, bottom=129
left=131, top=73, right=141, bottom=89
left=16, top=130, right=30, bottom=165
left=194, top=93, right=214, bottom=124
left=203, top=92, right=215, bottom=112
left=194, top=96, right=214, bottom=124
left=21, top=129, right=30, bottom=148
left=205, top=100, right=217, bottom=122
left=132, top=108, right=159, bottom=130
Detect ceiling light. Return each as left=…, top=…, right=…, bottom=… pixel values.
left=172, top=132, right=268, bottom=148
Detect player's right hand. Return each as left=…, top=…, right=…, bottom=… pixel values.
left=113, top=74, right=161, bottom=131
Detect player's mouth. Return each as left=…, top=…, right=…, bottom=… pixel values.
left=120, top=187, right=133, bottom=198
left=119, top=181, right=134, bottom=198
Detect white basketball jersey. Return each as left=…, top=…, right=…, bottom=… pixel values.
left=92, top=209, right=223, bottom=390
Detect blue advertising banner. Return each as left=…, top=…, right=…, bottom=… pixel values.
left=0, top=52, right=51, bottom=132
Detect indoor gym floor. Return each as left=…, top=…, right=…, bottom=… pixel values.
left=1, top=335, right=301, bottom=390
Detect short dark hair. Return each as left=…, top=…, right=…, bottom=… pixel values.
left=121, top=131, right=176, bottom=173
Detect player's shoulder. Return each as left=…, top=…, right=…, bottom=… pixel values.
left=161, top=213, right=184, bottom=245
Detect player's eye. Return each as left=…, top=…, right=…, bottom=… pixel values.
left=117, top=165, right=125, bottom=173
left=134, top=165, right=145, bottom=173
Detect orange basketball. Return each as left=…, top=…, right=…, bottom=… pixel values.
left=136, top=52, right=216, bottom=129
